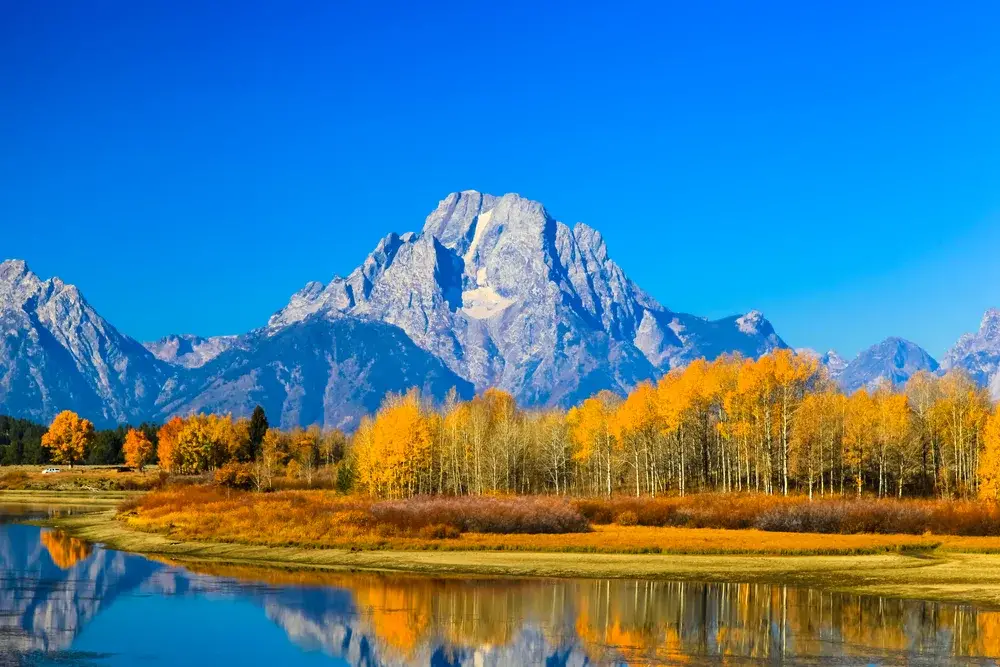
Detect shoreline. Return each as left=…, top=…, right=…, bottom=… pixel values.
left=33, top=506, right=1000, bottom=611
left=0, top=489, right=139, bottom=507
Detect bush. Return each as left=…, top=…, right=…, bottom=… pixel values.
left=371, top=496, right=591, bottom=535
left=615, top=510, right=638, bottom=526
left=214, top=463, right=255, bottom=490
left=0, top=471, right=29, bottom=490
left=573, top=494, right=1000, bottom=536
left=418, top=523, right=461, bottom=540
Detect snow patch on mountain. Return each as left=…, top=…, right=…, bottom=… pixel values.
left=145, top=334, right=239, bottom=369
left=270, top=191, right=789, bottom=406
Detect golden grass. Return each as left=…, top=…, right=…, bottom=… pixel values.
left=0, top=466, right=163, bottom=492
left=119, top=487, right=956, bottom=555
left=452, top=525, right=943, bottom=555
left=0, top=489, right=139, bottom=507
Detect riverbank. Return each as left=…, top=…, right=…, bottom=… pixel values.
left=0, top=489, right=140, bottom=507
left=37, top=508, right=1000, bottom=610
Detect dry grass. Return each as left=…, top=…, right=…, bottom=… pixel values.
left=120, top=486, right=973, bottom=555
left=451, top=525, right=941, bottom=555
left=123, top=487, right=590, bottom=550
left=573, top=494, right=1000, bottom=536
left=0, top=465, right=165, bottom=492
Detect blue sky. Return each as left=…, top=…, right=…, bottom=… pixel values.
left=1, top=1, right=998, bottom=358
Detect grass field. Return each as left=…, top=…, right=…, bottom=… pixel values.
left=0, top=465, right=164, bottom=492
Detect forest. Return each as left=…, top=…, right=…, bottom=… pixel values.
left=12, top=349, right=1000, bottom=502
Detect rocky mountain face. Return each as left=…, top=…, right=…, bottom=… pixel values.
left=155, top=316, right=473, bottom=431
left=0, top=259, right=167, bottom=427
left=941, top=308, right=1000, bottom=399
left=836, top=337, right=939, bottom=393
left=0, top=191, right=793, bottom=428
left=145, top=333, right=239, bottom=369
left=271, top=191, right=787, bottom=407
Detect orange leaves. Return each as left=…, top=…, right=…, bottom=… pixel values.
left=979, top=406, right=1000, bottom=499
left=156, top=416, right=185, bottom=473
left=615, top=381, right=659, bottom=442
left=567, top=395, right=616, bottom=464
left=40, top=529, right=92, bottom=569
left=355, top=391, right=434, bottom=498
left=41, top=410, right=94, bottom=467
left=122, top=428, right=153, bottom=471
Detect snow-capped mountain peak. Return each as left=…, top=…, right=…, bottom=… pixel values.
left=268, top=191, right=788, bottom=407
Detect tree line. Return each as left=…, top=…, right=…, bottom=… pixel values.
left=10, top=349, right=1000, bottom=500
left=0, top=414, right=159, bottom=467
left=350, top=351, right=1000, bottom=500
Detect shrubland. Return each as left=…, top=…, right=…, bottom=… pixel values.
left=572, top=494, right=1000, bottom=536
left=117, top=485, right=1000, bottom=555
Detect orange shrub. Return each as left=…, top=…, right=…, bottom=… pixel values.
left=572, top=494, right=1000, bottom=536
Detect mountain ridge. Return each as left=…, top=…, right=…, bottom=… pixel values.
left=7, top=190, right=988, bottom=428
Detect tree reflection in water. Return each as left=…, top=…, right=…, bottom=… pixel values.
left=178, top=561, right=1000, bottom=665
left=4, top=519, right=1000, bottom=665
left=40, top=529, right=92, bottom=569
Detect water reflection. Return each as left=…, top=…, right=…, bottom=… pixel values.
left=0, top=516, right=997, bottom=665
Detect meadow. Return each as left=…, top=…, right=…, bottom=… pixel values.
left=117, top=486, right=1000, bottom=555
left=0, top=465, right=165, bottom=492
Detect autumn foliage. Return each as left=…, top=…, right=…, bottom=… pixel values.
left=343, top=352, right=1000, bottom=501
left=125, top=487, right=591, bottom=551
left=122, top=428, right=154, bottom=470
left=571, top=493, right=1000, bottom=536
left=40, top=529, right=93, bottom=569
left=40, top=410, right=94, bottom=468
left=24, top=350, right=1000, bottom=507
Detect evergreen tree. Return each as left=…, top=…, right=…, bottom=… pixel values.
left=248, top=405, right=269, bottom=459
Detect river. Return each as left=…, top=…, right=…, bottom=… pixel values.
left=1, top=506, right=999, bottom=666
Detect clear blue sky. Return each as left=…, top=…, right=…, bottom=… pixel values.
left=2, top=1, right=998, bottom=358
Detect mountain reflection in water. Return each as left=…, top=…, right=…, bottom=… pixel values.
left=0, top=514, right=998, bottom=666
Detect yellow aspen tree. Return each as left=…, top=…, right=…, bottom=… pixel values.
left=614, top=381, right=660, bottom=497
left=772, top=350, right=819, bottom=496
left=978, top=405, right=1000, bottom=500
left=122, top=428, right=154, bottom=471
left=843, top=390, right=877, bottom=496
left=156, top=416, right=186, bottom=473
left=567, top=392, right=620, bottom=496
left=41, top=411, right=94, bottom=468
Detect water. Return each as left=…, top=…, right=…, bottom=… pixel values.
left=1, top=508, right=998, bottom=666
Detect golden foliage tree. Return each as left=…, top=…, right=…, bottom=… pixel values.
left=41, top=410, right=94, bottom=468
left=157, top=416, right=186, bottom=473
left=354, top=391, right=433, bottom=498
left=122, top=428, right=154, bottom=471
left=979, top=406, right=1000, bottom=500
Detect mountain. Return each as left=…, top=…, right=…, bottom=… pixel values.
left=271, top=191, right=787, bottom=407
left=0, top=260, right=167, bottom=427
left=145, top=333, right=239, bottom=368
left=0, top=191, right=792, bottom=428
left=837, top=337, right=939, bottom=393
left=154, top=315, right=473, bottom=431
left=942, top=308, right=1000, bottom=398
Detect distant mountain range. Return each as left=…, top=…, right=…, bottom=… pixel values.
left=1, top=191, right=996, bottom=428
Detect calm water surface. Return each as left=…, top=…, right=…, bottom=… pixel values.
left=1, top=507, right=999, bottom=666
